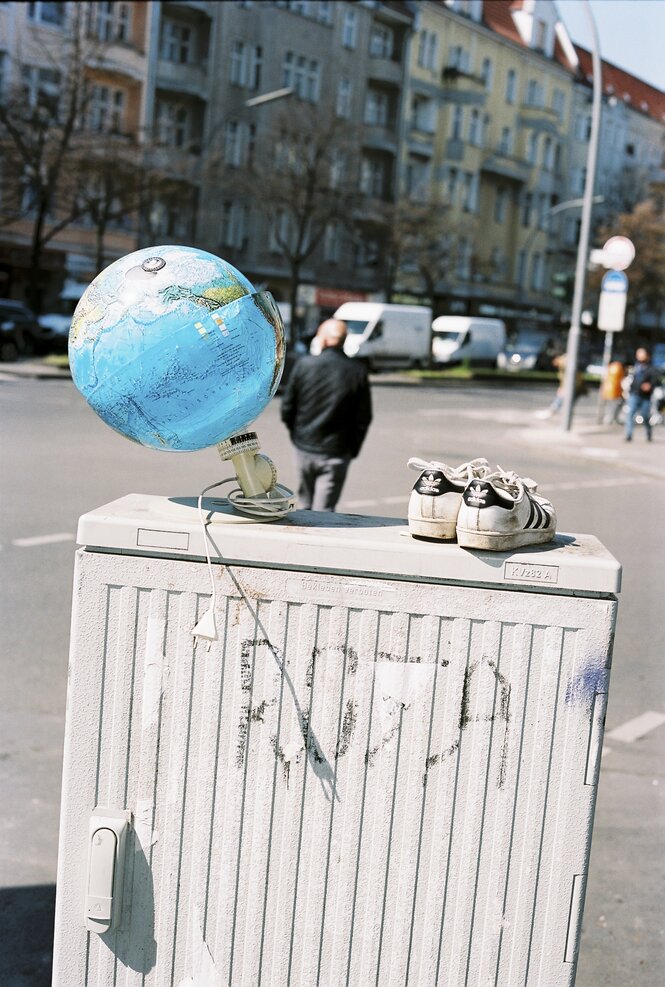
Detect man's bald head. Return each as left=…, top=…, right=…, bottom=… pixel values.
left=317, top=318, right=347, bottom=350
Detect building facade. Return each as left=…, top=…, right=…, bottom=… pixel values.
left=0, top=0, right=663, bottom=337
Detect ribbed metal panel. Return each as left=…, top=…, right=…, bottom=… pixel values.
left=53, top=550, right=616, bottom=986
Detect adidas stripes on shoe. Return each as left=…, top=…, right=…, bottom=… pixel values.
left=455, top=468, right=556, bottom=551
left=407, top=457, right=490, bottom=540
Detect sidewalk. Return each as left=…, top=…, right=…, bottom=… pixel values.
left=0, top=357, right=71, bottom=380
left=516, top=410, right=665, bottom=481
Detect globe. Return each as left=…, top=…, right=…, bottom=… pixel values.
left=69, top=245, right=285, bottom=451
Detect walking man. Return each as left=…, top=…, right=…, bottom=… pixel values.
left=281, top=318, right=372, bottom=511
left=624, top=347, right=660, bottom=442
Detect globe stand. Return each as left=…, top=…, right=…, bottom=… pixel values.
left=215, top=431, right=296, bottom=521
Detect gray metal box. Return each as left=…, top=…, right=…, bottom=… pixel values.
left=53, top=495, right=621, bottom=985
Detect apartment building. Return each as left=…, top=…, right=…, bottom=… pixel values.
left=0, top=1, right=662, bottom=335
left=398, top=0, right=577, bottom=328
left=197, top=0, right=413, bottom=327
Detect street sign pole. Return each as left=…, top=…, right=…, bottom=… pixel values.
left=596, top=269, right=629, bottom=423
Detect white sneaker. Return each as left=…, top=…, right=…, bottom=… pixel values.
left=456, top=468, right=556, bottom=551
left=408, top=457, right=490, bottom=540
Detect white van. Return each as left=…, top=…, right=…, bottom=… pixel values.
left=431, top=316, right=506, bottom=366
left=332, top=302, right=432, bottom=369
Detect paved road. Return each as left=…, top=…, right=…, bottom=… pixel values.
left=1, top=373, right=663, bottom=985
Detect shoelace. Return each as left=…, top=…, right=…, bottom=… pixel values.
left=485, top=467, right=539, bottom=500
left=407, top=456, right=490, bottom=483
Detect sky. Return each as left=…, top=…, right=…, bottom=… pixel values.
left=557, top=0, right=665, bottom=91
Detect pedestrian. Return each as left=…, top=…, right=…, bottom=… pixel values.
left=280, top=318, right=372, bottom=511
left=600, top=359, right=625, bottom=424
left=535, top=350, right=587, bottom=419
left=624, top=347, right=660, bottom=442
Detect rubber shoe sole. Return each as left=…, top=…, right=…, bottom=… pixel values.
left=456, top=525, right=555, bottom=551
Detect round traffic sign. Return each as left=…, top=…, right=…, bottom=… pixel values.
left=601, top=236, right=635, bottom=271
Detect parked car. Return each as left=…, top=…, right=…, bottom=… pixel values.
left=497, top=331, right=557, bottom=372
left=0, top=300, right=46, bottom=361
left=431, top=316, right=506, bottom=366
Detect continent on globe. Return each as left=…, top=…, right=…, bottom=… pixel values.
left=69, top=245, right=285, bottom=452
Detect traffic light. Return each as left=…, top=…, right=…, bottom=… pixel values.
left=551, top=270, right=574, bottom=303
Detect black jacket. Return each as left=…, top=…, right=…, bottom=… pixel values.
left=280, top=347, right=372, bottom=458
left=629, top=361, right=660, bottom=396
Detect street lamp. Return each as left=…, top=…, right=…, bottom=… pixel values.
left=560, top=0, right=602, bottom=431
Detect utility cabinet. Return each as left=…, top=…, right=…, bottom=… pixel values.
left=52, top=494, right=621, bottom=986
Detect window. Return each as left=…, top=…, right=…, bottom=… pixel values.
left=342, top=9, right=357, bottom=49
left=469, top=108, right=481, bottom=146
left=88, top=2, right=130, bottom=43
left=269, top=209, right=291, bottom=254
left=160, top=20, right=192, bottom=64
left=90, top=85, right=125, bottom=133
left=481, top=57, right=493, bottom=92
left=530, top=252, right=543, bottom=291
left=412, top=95, right=435, bottom=133
left=27, top=2, right=65, bottom=26
left=456, top=237, right=472, bottom=279
left=21, top=65, right=61, bottom=118
left=230, top=42, right=262, bottom=89
left=224, top=119, right=241, bottom=166
left=516, top=249, right=526, bottom=287
left=446, top=167, right=459, bottom=206
left=230, top=41, right=245, bottom=85
left=156, top=100, right=188, bottom=147
left=542, top=137, right=554, bottom=171
left=220, top=201, right=247, bottom=249
left=417, top=30, right=437, bottom=70
left=360, top=157, right=386, bottom=198
left=499, top=126, right=513, bottom=155
left=490, top=246, right=506, bottom=280
left=538, top=193, right=551, bottom=230
left=283, top=51, right=320, bottom=102
left=249, top=46, right=263, bottom=90
left=521, top=192, right=532, bottom=227
left=329, top=150, right=347, bottom=188
left=552, top=88, right=565, bottom=119
left=575, top=114, right=591, bottom=142
left=525, top=79, right=544, bottom=107
left=324, top=220, right=343, bottom=263
left=406, top=157, right=431, bottom=201
left=451, top=105, right=464, bottom=140
left=462, top=171, right=478, bottom=213
left=448, top=45, right=470, bottom=72
left=365, top=89, right=389, bottom=127
left=336, top=78, right=351, bottom=119
left=494, top=187, right=507, bottom=223
left=534, top=19, right=547, bottom=51
left=526, top=132, right=538, bottom=165
left=369, top=24, right=394, bottom=59
left=505, top=68, right=517, bottom=104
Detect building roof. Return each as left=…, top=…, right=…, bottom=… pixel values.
left=481, top=1, right=577, bottom=72
left=575, top=46, right=665, bottom=124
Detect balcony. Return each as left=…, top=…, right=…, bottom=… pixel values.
left=367, top=57, right=403, bottom=87
left=362, top=123, right=399, bottom=154
left=482, top=151, right=531, bottom=183
left=440, top=66, right=486, bottom=106
left=156, top=59, right=210, bottom=99
left=518, top=103, right=561, bottom=135
left=408, top=126, right=435, bottom=157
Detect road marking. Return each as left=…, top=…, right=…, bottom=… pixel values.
left=606, top=711, right=665, bottom=743
left=12, top=532, right=75, bottom=547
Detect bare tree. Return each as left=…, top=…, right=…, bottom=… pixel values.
left=217, top=103, right=361, bottom=341
left=0, top=8, right=101, bottom=310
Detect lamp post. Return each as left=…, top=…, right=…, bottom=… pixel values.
left=560, top=0, right=602, bottom=431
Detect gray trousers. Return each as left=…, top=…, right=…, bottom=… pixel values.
left=295, top=449, right=351, bottom=511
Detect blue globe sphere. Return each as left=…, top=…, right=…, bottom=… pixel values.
left=69, top=245, right=285, bottom=451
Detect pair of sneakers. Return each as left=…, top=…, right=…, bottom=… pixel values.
left=407, top=457, right=557, bottom=551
